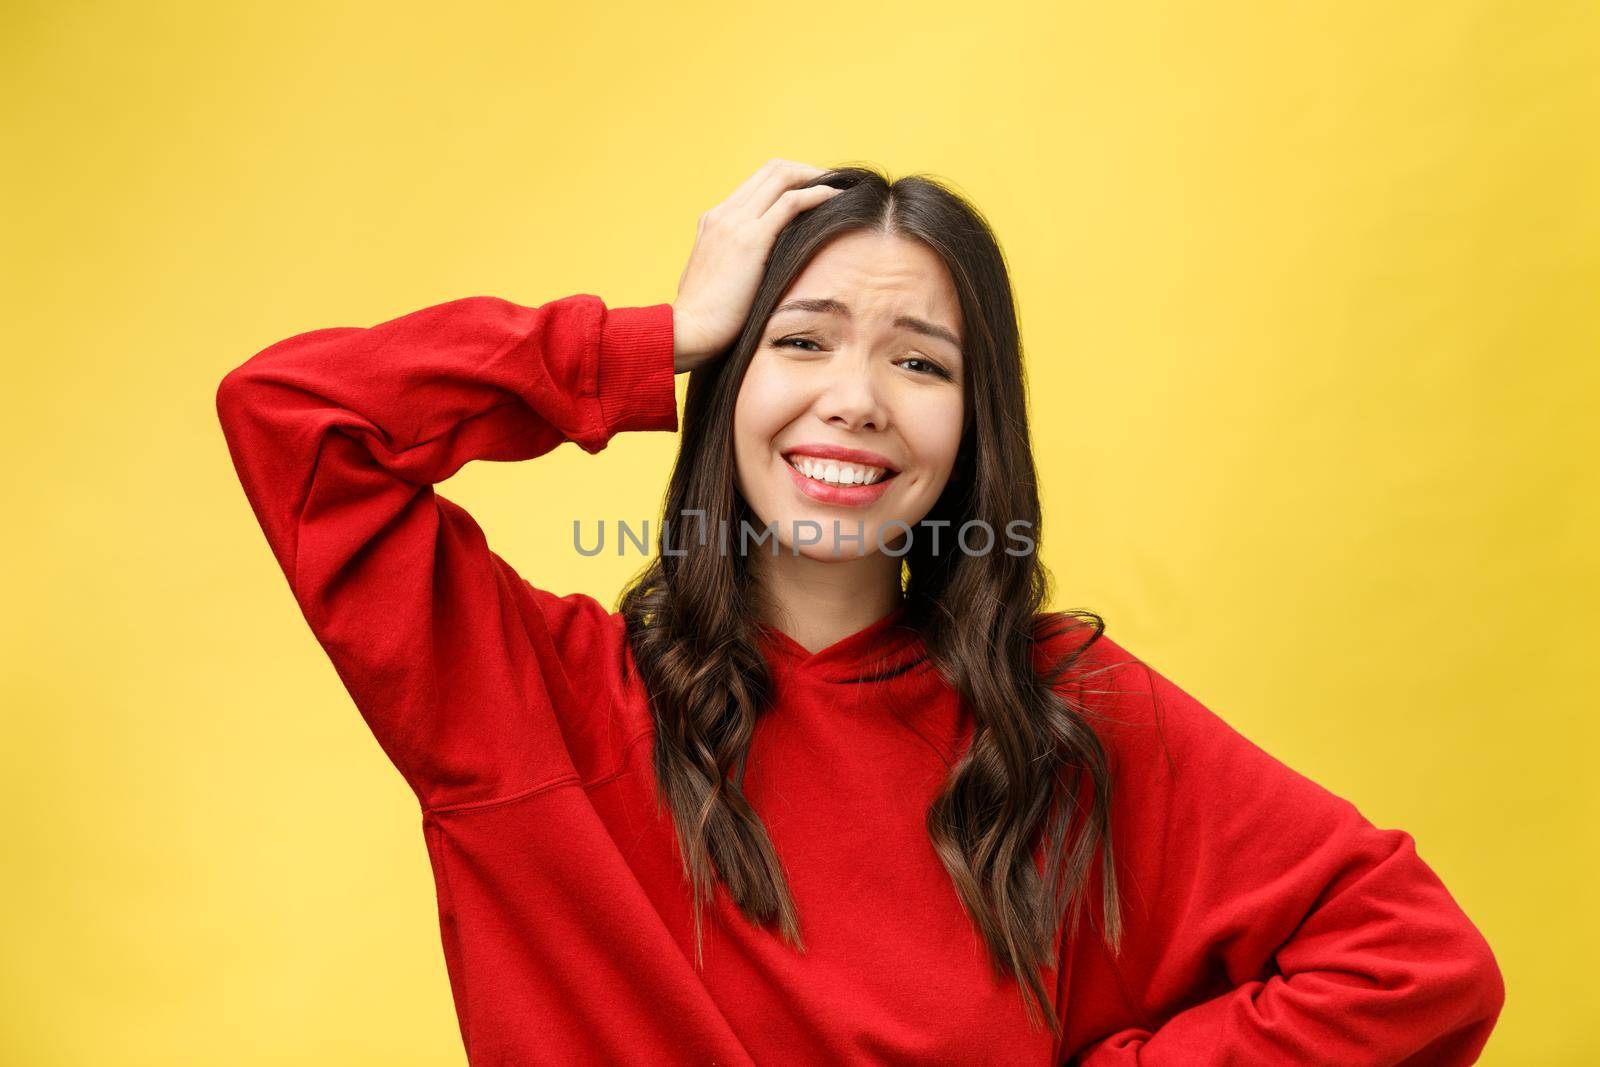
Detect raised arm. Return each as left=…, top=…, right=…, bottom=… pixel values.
left=1060, top=637, right=1505, bottom=1065
left=214, top=293, right=676, bottom=810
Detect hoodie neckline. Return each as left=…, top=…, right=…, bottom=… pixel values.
left=753, top=602, right=928, bottom=684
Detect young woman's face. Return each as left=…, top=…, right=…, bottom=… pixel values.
left=733, top=230, right=966, bottom=560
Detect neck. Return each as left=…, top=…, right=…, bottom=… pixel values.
left=750, top=548, right=903, bottom=656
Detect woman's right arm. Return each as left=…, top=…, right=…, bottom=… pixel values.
left=214, top=293, right=676, bottom=811
left=215, top=160, right=844, bottom=811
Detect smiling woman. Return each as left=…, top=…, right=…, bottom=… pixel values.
left=622, top=170, right=1108, bottom=1039
left=734, top=230, right=967, bottom=566
left=216, top=160, right=1504, bottom=1064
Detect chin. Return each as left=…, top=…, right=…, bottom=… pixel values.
left=790, top=511, right=895, bottom=560
left=798, top=540, right=879, bottom=563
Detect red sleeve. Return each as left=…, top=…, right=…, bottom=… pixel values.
left=1061, top=635, right=1505, bottom=1065
left=214, top=293, right=677, bottom=811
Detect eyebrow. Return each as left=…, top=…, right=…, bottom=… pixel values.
left=770, top=297, right=963, bottom=352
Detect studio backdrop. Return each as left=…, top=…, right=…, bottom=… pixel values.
left=3, top=1, right=1594, bottom=1063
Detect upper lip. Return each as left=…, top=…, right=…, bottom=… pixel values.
left=780, top=442, right=900, bottom=474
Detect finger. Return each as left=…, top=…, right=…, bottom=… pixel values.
left=755, top=184, right=843, bottom=236
left=731, top=159, right=828, bottom=216
left=720, top=158, right=788, bottom=212
left=742, top=163, right=829, bottom=219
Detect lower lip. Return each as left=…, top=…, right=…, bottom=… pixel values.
left=784, top=459, right=896, bottom=507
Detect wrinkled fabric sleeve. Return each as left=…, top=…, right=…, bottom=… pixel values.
left=215, top=294, right=677, bottom=810
left=1061, top=637, right=1505, bottom=1065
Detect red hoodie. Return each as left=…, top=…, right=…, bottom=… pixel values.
left=215, top=292, right=1505, bottom=1065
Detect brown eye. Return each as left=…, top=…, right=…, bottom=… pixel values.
left=771, top=336, right=822, bottom=352
left=899, top=356, right=953, bottom=380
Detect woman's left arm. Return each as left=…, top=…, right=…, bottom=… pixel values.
left=1061, top=638, right=1505, bottom=1065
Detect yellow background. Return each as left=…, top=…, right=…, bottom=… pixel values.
left=4, top=1, right=1594, bottom=1062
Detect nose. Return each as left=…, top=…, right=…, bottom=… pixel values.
left=814, top=350, right=887, bottom=433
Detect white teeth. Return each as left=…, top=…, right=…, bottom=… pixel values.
left=789, top=455, right=888, bottom=486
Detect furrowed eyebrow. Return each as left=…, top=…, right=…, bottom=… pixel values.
left=771, top=297, right=962, bottom=352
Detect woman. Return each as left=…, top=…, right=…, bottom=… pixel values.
left=215, top=160, right=1505, bottom=1064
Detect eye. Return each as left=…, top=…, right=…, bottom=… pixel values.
left=898, top=356, right=954, bottom=380
left=770, top=335, right=822, bottom=352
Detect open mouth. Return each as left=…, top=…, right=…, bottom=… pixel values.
left=782, top=451, right=901, bottom=488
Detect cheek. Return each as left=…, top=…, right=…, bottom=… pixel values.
left=733, top=362, right=799, bottom=485
left=902, top=394, right=965, bottom=478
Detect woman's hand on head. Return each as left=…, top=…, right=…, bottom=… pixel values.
left=671, top=159, right=844, bottom=374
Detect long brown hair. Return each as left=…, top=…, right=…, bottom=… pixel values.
left=618, top=164, right=1124, bottom=1034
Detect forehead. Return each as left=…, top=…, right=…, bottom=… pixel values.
left=776, top=231, right=962, bottom=337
